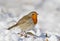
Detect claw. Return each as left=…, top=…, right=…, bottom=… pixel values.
left=24, top=34, right=27, bottom=37
left=18, top=33, right=27, bottom=37
left=18, top=31, right=25, bottom=36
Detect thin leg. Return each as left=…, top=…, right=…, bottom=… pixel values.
left=18, top=31, right=27, bottom=37
left=18, top=33, right=24, bottom=37
left=18, top=31, right=25, bottom=37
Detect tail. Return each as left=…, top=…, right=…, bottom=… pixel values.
left=7, top=24, right=18, bottom=30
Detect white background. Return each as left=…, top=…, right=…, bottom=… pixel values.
left=0, top=0, right=60, bottom=41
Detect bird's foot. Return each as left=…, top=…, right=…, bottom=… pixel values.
left=18, top=33, right=27, bottom=38
left=18, top=33, right=24, bottom=37
left=18, top=32, right=35, bottom=38
left=24, top=34, right=27, bottom=37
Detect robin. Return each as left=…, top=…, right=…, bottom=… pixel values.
left=7, top=11, right=38, bottom=37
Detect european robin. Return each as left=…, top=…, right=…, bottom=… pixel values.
left=8, top=11, right=38, bottom=37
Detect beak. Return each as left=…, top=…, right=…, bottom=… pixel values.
left=37, top=14, right=39, bottom=15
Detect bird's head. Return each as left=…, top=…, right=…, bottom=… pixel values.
left=28, top=11, right=38, bottom=24
left=28, top=11, right=38, bottom=17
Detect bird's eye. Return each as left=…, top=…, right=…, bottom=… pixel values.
left=32, top=14, right=34, bottom=15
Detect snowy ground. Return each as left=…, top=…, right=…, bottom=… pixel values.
left=0, top=0, right=60, bottom=41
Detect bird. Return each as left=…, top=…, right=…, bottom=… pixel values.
left=7, top=11, right=38, bottom=37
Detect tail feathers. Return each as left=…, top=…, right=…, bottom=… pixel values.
left=7, top=24, right=18, bottom=30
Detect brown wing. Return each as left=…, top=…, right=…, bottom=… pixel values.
left=7, top=15, right=31, bottom=30
left=17, top=15, right=31, bottom=25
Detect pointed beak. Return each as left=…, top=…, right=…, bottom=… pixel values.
left=37, top=14, right=39, bottom=15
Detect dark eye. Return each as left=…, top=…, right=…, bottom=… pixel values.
left=32, top=14, right=34, bottom=15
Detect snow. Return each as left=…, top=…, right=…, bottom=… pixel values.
left=48, top=35, right=58, bottom=41
left=0, top=0, right=60, bottom=41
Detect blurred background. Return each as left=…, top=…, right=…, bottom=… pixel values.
left=0, top=0, right=60, bottom=41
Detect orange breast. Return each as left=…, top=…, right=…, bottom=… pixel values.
left=32, top=14, right=37, bottom=24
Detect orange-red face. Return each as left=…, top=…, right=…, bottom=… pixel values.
left=31, top=12, right=38, bottom=24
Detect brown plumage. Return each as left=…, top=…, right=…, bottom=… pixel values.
left=8, top=11, right=38, bottom=32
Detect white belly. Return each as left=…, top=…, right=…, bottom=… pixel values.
left=19, top=19, right=35, bottom=31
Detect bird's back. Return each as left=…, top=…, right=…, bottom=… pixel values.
left=17, top=15, right=31, bottom=25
